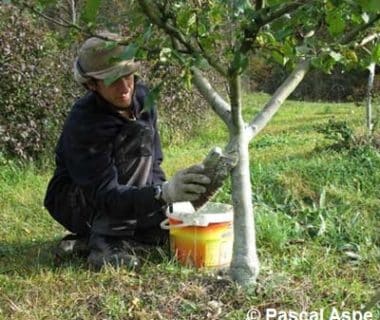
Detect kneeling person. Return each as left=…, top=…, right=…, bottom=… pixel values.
left=44, top=32, right=210, bottom=270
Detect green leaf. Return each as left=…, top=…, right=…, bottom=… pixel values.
left=326, top=9, right=346, bottom=36
left=82, top=0, right=101, bottom=23
left=271, top=51, right=288, bottom=66
left=296, top=45, right=311, bottom=55
left=103, top=74, right=121, bottom=87
left=266, top=0, right=284, bottom=6
left=159, top=48, right=172, bottom=63
left=328, top=51, right=343, bottom=62
left=194, top=55, right=209, bottom=70
left=358, top=0, right=380, bottom=12
left=343, top=49, right=358, bottom=64
left=283, top=41, right=295, bottom=58
left=34, top=0, right=57, bottom=9
left=311, top=54, right=336, bottom=74
left=143, top=25, right=153, bottom=42
left=177, top=10, right=196, bottom=33
left=371, top=42, right=380, bottom=63
left=36, top=0, right=57, bottom=6
left=179, top=67, right=193, bottom=91
left=209, top=5, right=223, bottom=25
left=197, top=23, right=208, bottom=37
left=232, top=52, right=249, bottom=73
left=120, top=43, right=139, bottom=60
left=143, top=84, right=162, bottom=113
left=233, top=0, right=252, bottom=15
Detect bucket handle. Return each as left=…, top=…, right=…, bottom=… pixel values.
left=160, top=218, right=192, bottom=230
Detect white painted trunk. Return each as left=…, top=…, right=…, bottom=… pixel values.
left=366, top=62, right=375, bottom=135
left=228, top=132, right=259, bottom=284
left=227, top=74, right=259, bottom=285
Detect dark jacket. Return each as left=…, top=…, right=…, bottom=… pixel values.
left=44, top=82, right=166, bottom=235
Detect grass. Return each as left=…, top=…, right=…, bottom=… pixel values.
left=0, top=92, right=379, bottom=319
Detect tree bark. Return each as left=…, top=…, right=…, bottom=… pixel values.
left=70, top=0, right=76, bottom=25
left=366, top=62, right=375, bottom=136
left=191, top=67, right=232, bottom=130
left=229, top=132, right=259, bottom=285
left=227, top=74, right=259, bottom=285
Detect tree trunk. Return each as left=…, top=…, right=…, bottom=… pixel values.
left=227, top=74, right=259, bottom=285
left=366, top=62, right=375, bottom=136
left=228, top=132, right=259, bottom=285
left=70, top=0, right=77, bottom=25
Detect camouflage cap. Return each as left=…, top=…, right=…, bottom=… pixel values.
left=74, top=32, right=139, bottom=85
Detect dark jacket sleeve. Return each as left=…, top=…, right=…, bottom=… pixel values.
left=62, top=101, right=164, bottom=227
left=151, top=104, right=166, bottom=184
left=133, top=83, right=166, bottom=185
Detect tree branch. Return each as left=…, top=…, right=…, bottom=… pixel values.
left=68, top=0, right=77, bottom=25
left=255, top=0, right=266, bottom=11
left=137, top=0, right=227, bottom=76
left=138, top=0, right=194, bottom=51
left=246, top=10, right=379, bottom=141
left=341, top=14, right=380, bottom=45
left=240, top=0, right=311, bottom=54
left=191, top=67, right=233, bottom=129
left=195, top=39, right=227, bottom=77
left=359, top=32, right=380, bottom=47
left=229, top=74, right=243, bottom=132
left=261, top=0, right=311, bottom=25
left=246, top=59, right=310, bottom=141
left=18, top=0, right=83, bottom=32
left=18, top=0, right=137, bottom=46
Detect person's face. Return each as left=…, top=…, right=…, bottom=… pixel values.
left=91, top=74, right=135, bottom=109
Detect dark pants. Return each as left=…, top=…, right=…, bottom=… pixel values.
left=44, top=180, right=168, bottom=246
left=44, top=180, right=91, bottom=236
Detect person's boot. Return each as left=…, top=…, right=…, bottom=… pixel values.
left=54, top=234, right=90, bottom=264
left=87, top=234, right=140, bottom=271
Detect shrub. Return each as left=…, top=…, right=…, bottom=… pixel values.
left=0, top=4, right=81, bottom=161
left=315, top=119, right=380, bottom=151
left=316, top=119, right=356, bottom=150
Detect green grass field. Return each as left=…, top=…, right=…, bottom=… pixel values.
left=1, top=93, right=379, bottom=319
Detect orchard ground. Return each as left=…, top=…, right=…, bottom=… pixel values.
left=0, top=93, right=379, bottom=319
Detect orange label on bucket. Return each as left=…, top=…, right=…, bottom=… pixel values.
left=169, top=222, right=233, bottom=269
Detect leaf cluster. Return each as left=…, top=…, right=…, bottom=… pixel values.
left=136, top=0, right=380, bottom=74
left=0, top=4, right=81, bottom=160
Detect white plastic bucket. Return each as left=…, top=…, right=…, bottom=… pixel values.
left=160, top=202, right=233, bottom=269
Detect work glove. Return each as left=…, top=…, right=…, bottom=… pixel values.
left=161, top=164, right=211, bottom=204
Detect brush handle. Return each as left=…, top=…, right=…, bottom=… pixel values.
left=191, top=147, right=237, bottom=210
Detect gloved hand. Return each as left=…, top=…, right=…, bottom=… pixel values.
left=161, top=164, right=211, bottom=204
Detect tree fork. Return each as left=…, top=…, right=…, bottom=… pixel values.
left=228, top=74, right=259, bottom=284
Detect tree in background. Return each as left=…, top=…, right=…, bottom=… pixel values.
left=359, top=34, right=380, bottom=136
left=14, top=0, right=380, bottom=286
